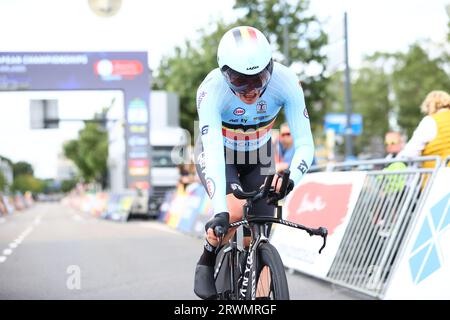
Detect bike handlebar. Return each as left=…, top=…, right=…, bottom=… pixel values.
left=229, top=169, right=328, bottom=254
left=232, top=170, right=290, bottom=202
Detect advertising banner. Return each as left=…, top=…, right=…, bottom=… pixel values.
left=270, top=171, right=367, bottom=279
left=176, top=183, right=204, bottom=233
left=0, top=52, right=150, bottom=190
left=384, top=168, right=450, bottom=299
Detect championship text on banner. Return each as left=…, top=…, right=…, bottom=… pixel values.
left=384, top=167, right=450, bottom=299
left=270, top=171, right=367, bottom=279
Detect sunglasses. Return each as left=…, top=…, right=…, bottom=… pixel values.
left=281, top=132, right=291, bottom=137
left=221, top=60, right=273, bottom=94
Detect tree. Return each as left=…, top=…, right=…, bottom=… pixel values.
left=0, top=171, right=7, bottom=192
left=154, top=21, right=237, bottom=137
left=63, top=122, right=108, bottom=186
left=61, top=178, right=78, bottom=193
left=391, top=44, right=450, bottom=138
left=13, top=161, right=34, bottom=178
left=352, top=58, right=392, bottom=156
left=12, top=175, right=45, bottom=194
left=325, top=60, right=392, bottom=158
left=153, top=0, right=329, bottom=136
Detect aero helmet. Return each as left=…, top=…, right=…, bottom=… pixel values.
left=217, top=26, right=273, bottom=94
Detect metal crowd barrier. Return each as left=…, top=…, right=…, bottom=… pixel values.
left=324, top=156, right=441, bottom=298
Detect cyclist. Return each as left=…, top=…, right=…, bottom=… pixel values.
left=193, top=25, right=315, bottom=299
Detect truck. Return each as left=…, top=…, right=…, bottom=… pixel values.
left=124, top=91, right=190, bottom=219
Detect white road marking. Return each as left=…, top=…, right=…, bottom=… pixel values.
left=0, top=221, right=39, bottom=265
left=21, top=226, right=33, bottom=238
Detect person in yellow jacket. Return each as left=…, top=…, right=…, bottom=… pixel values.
left=397, top=90, right=450, bottom=168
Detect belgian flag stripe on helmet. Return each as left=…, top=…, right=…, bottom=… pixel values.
left=233, top=27, right=258, bottom=45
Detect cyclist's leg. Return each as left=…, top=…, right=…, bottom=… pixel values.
left=193, top=138, right=245, bottom=299
left=239, top=140, right=276, bottom=297
left=218, top=140, right=275, bottom=246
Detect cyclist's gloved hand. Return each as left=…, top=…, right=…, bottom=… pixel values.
left=205, top=212, right=230, bottom=236
left=267, top=178, right=295, bottom=205
left=285, top=178, right=294, bottom=196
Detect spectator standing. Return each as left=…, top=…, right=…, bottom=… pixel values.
left=276, top=123, right=295, bottom=173
left=397, top=90, right=450, bottom=168
left=384, top=131, right=404, bottom=159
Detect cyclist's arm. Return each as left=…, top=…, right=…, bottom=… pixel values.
left=196, top=82, right=228, bottom=214
left=282, top=74, right=315, bottom=185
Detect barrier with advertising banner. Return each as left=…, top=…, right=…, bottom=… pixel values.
left=270, top=171, right=367, bottom=279
left=163, top=183, right=214, bottom=236
left=384, top=167, right=450, bottom=299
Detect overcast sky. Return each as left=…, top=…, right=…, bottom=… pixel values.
left=0, top=0, right=448, bottom=69
left=0, top=0, right=449, bottom=179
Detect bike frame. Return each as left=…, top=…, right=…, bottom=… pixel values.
left=214, top=199, right=271, bottom=300
left=213, top=170, right=327, bottom=300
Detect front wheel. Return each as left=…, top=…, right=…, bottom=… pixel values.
left=253, top=242, right=289, bottom=300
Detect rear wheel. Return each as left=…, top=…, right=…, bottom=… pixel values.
left=253, top=243, right=289, bottom=300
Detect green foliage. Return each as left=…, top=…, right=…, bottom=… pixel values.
left=154, top=21, right=237, bottom=137
left=391, top=44, right=450, bottom=138
left=12, top=174, right=45, bottom=194
left=326, top=41, right=449, bottom=158
left=61, top=178, right=78, bottom=193
left=63, top=122, right=108, bottom=185
left=13, top=161, right=34, bottom=178
left=352, top=59, right=391, bottom=154
left=0, top=171, right=7, bottom=192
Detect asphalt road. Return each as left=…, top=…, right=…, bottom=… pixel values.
left=0, top=203, right=373, bottom=300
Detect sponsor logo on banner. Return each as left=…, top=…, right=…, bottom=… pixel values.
left=128, top=136, right=148, bottom=146
left=94, top=59, right=143, bottom=81
left=131, top=181, right=150, bottom=190
left=383, top=168, right=450, bottom=299
left=129, top=151, right=148, bottom=159
left=286, top=182, right=353, bottom=235
left=129, top=166, right=149, bottom=176
left=129, top=125, right=147, bottom=133
left=233, top=108, right=245, bottom=116
left=256, top=101, right=267, bottom=114
left=409, top=192, right=450, bottom=284
left=128, top=159, right=149, bottom=167
left=127, top=98, right=148, bottom=124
